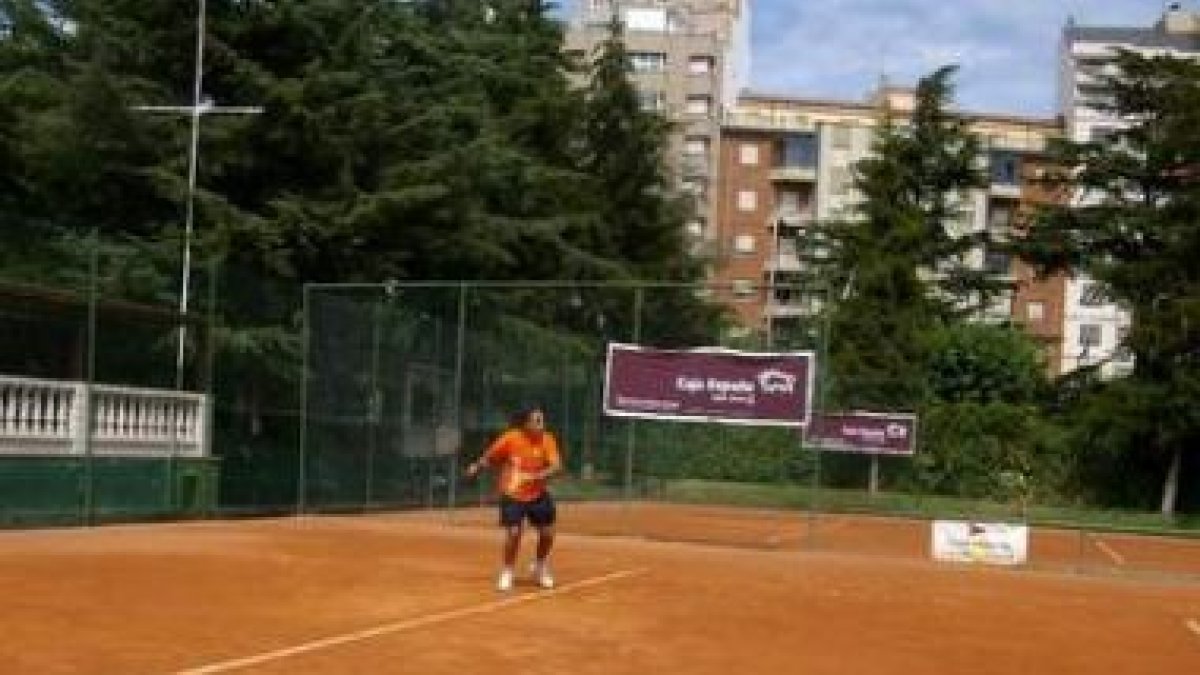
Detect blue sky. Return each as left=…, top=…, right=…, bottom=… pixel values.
left=560, top=0, right=1169, bottom=116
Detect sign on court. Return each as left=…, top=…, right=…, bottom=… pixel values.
left=931, top=521, right=1029, bottom=566
left=603, top=343, right=814, bottom=427
left=805, top=411, right=918, bottom=455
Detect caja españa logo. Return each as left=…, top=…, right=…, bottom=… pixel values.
left=757, top=369, right=796, bottom=394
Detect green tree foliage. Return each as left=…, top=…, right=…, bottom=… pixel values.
left=809, top=67, right=991, bottom=410
left=1018, top=51, right=1200, bottom=515
left=579, top=16, right=695, bottom=281
left=924, top=322, right=1046, bottom=405
left=0, top=1, right=717, bottom=449
left=917, top=323, right=1066, bottom=501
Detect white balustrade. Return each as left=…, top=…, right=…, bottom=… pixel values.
left=0, top=375, right=209, bottom=457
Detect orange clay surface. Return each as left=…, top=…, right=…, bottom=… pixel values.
left=1, top=502, right=1198, bottom=674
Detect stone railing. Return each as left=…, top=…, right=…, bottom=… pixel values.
left=0, top=375, right=208, bottom=457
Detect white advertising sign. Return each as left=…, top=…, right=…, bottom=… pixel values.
left=931, top=521, right=1029, bottom=566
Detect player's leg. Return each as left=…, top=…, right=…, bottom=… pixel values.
left=529, top=493, right=557, bottom=588
left=497, top=497, right=525, bottom=591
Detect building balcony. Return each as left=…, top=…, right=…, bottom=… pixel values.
left=763, top=300, right=813, bottom=319
left=770, top=165, right=818, bottom=182
left=774, top=209, right=813, bottom=228
left=989, top=181, right=1022, bottom=199
left=723, top=111, right=816, bottom=133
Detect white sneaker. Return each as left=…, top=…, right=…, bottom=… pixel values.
left=534, top=561, right=555, bottom=589
left=497, top=568, right=514, bottom=592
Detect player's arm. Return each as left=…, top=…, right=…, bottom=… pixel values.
left=465, top=432, right=508, bottom=478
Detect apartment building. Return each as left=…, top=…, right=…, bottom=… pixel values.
left=565, top=0, right=751, bottom=250
left=1057, top=3, right=1200, bottom=375
left=713, top=86, right=1069, bottom=374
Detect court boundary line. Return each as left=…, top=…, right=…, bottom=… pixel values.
left=174, top=568, right=647, bottom=675
left=1092, top=537, right=1127, bottom=566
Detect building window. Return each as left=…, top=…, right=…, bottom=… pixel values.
left=988, top=203, right=1015, bottom=233
left=637, top=89, right=665, bottom=112
left=984, top=247, right=1010, bottom=275
left=624, top=7, right=668, bottom=32
left=830, top=124, right=852, bottom=150
left=629, top=51, right=667, bottom=72
left=990, top=151, right=1021, bottom=186
left=776, top=188, right=803, bottom=214
left=1080, top=282, right=1110, bottom=307
left=685, top=95, right=712, bottom=116
left=682, top=179, right=706, bottom=200
left=684, top=136, right=709, bottom=157
left=739, top=143, right=759, bottom=166
left=688, top=55, right=714, bottom=74
left=686, top=220, right=705, bottom=238
left=778, top=133, right=817, bottom=168
left=1026, top=301, right=1045, bottom=322
left=1079, top=324, right=1102, bottom=348
left=737, top=189, right=758, bottom=212
left=732, top=279, right=756, bottom=300
left=733, top=234, right=756, bottom=255
left=1115, top=326, right=1133, bottom=362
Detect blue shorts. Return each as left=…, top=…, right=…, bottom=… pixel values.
left=498, top=493, right=556, bottom=528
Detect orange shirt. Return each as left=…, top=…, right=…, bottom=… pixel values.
left=482, top=428, right=561, bottom=502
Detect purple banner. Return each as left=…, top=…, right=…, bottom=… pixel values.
left=805, top=412, right=918, bottom=456
left=603, top=343, right=814, bottom=427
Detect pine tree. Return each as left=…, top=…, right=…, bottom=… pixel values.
left=576, top=16, right=716, bottom=344
left=807, top=67, right=990, bottom=409
left=579, top=16, right=694, bottom=279
left=1018, top=50, right=1200, bottom=515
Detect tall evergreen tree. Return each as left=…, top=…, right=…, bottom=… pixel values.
left=807, top=67, right=990, bottom=409
left=576, top=17, right=717, bottom=344
left=578, top=16, right=694, bottom=280
left=1018, top=51, right=1200, bottom=515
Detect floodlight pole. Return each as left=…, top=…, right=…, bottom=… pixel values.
left=131, top=0, right=263, bottom=390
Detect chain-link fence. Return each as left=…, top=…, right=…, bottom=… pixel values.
left=1, top=267, right=1197, bottom=578
left=0, top=230, right=218, bottom=526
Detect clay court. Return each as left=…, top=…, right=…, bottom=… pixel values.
left=3, top=503, right=1199, bottom=674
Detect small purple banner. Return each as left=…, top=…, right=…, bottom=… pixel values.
left=805, top=412, right=918, bottom=456
left=603, top=343, right=814, bottom=427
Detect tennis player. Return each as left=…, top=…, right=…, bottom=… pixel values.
left=465, top=407, right=562, bottom=591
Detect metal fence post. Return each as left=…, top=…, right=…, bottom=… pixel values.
left=297, top=283, right=311, bottom=515
left=448, top=282, right=467, bottom=519
left=203, top=257, right=218, bottom=517
left=807, top=283, right=834, bottom=549
left=623, top=287, right=644, bottom=509
left=82, top=228, right=98, bottom=526
left=366, top=295, right=382, bottom=511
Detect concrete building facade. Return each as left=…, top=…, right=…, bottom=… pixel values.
left=713, top=87, right=1069, bottom=374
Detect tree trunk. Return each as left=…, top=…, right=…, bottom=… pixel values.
left=1160, top=446, right=1182, bottom=517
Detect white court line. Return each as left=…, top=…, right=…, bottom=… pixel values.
left=1186, top=618, right=1200, bottom=638
left=176, top=568, right=647, bottom=675
left=1093, top=538, right=1127, bottom=566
